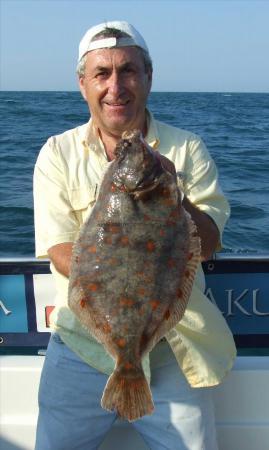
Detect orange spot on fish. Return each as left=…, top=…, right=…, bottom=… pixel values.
left=146, top=240, right=156, bottom=252
left=162, top=198, right=174, bottom=206
left=124, top=362, right=134, bottom=370
left=104, top=236, right=113, bottom=245
left=136, top=271, right=144, bottom=277
left=166, top=219, right=176, bottom=226
left=108, top=257, right=119, bottom=265
left=87, top=283, right=99, bottom=292
left=138, top=288, right=146, bottom=296
left=168, top=258, right=177, bottom=268
left=165, top=310, right=170, bottom=320
left=110, top=183, right=117, bottom=192
left=149, top=300, right=160, bottom=311
left=88, top=245, right=97, bottom=253
left=108, top=224, right=120, bottom=234
left=119, top=184, right=127, bottom=192
left=148, top=278, right=154, bottom=284
left=117, top=338, right=126, bottom=348
left=103, top=323, right=112, bottom=334
left=188, top=252, right=193, bottom=260
left=80, top=299, right=86, bottom=308
left=161, top=187, right=170, bottom=197
left=170, top=209, right=179, bottom=218
left=119, top=297, right=135, bottom=307
left=121, top=236, right=129, bottom=245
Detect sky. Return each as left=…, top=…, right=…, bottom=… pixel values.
left=1, top=0, right=269, bottom=92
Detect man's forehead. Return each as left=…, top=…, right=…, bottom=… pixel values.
left=85, top=46, right=143, bottom=67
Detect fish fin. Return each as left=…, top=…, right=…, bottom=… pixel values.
left=101, top=364, right=154, bottom=422
left=68, top=285, right=110, bottom=346
left=168, top=211, right=201, bottom=321
left=144, top=211, right=201, bottom=352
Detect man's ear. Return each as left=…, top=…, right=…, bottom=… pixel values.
left=78, top=77, right=87, bottom=101
left=146, top=69, right=153, bottom=94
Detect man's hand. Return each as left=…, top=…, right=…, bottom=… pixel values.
left=48, top=242, right=73, bottom=277
left=182, top=197, right=220, bottom=261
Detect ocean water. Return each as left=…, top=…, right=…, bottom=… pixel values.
left=0, top=91, right=268, bottom=257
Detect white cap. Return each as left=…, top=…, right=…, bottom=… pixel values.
left=78, top=21, right=149, bottom=62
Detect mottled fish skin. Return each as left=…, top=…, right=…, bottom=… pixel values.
left=68, top=130, right=201, bottom=421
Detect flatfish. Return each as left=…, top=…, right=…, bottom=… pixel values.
left=68, top=130, right=200, bottom=421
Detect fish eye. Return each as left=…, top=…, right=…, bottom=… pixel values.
left=123, top=140, right=132, bottom=148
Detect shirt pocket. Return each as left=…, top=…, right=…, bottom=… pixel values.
left=69, top=184, right=98, bottom=225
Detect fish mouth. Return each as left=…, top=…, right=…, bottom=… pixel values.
left=129, top=171, right=163, bottom=199
left=132, top=179, right=161, bottom=199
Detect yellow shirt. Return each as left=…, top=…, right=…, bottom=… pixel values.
left=34, top=111, right=236, bottom=387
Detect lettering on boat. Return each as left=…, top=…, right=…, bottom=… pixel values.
left=205, top=288, right=269, bottom=317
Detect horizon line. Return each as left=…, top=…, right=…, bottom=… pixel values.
left=1, top=90, right=269, bottom=94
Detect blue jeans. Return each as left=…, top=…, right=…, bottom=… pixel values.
left=35, top=333, right=218, bottom=450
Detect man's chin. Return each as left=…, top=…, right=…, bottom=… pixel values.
left=104, top=119, right=136, bottom=135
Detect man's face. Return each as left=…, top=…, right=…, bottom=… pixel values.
left=79, top=46, right=152, bottom=137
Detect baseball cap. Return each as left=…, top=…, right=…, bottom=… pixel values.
left=78, top=21, right=149, bottom=62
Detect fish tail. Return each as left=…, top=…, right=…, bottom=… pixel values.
left=101, top=364, right=154, bottom=422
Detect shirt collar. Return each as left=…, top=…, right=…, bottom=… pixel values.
left=145, top=109, right=160, bottom=150
left=81, top=118, right=108, bottom=158
left=83, top=119, right=99, bottom=147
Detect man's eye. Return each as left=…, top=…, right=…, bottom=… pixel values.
left=96, top=71, right=109, bottom=79
left=123, top=67, right=135, bottom=74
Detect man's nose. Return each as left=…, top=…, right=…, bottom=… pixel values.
left=107, top=72, right=124, bottom=96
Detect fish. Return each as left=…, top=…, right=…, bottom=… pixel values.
left=68, top=130, right=201, bottom=421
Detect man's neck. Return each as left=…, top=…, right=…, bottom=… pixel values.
left=98, top=130, right=121, bottom=161
left=95, top=117, right=148, bottom=161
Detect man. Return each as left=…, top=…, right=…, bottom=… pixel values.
left=34, top=21, right=236, bottom=450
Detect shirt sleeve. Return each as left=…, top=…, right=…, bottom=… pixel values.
left=184, top=136, right=230, bottom=246
left=33, top=137, right=79, bottom=258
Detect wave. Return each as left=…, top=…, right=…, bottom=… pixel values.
left=0, top=205, right=33, bottom=217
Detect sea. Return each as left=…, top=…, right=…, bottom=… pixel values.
left=0, top=91, right=269, bottom=258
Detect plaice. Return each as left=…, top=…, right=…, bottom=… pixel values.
left=68, top=130, right=201, bottom=421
